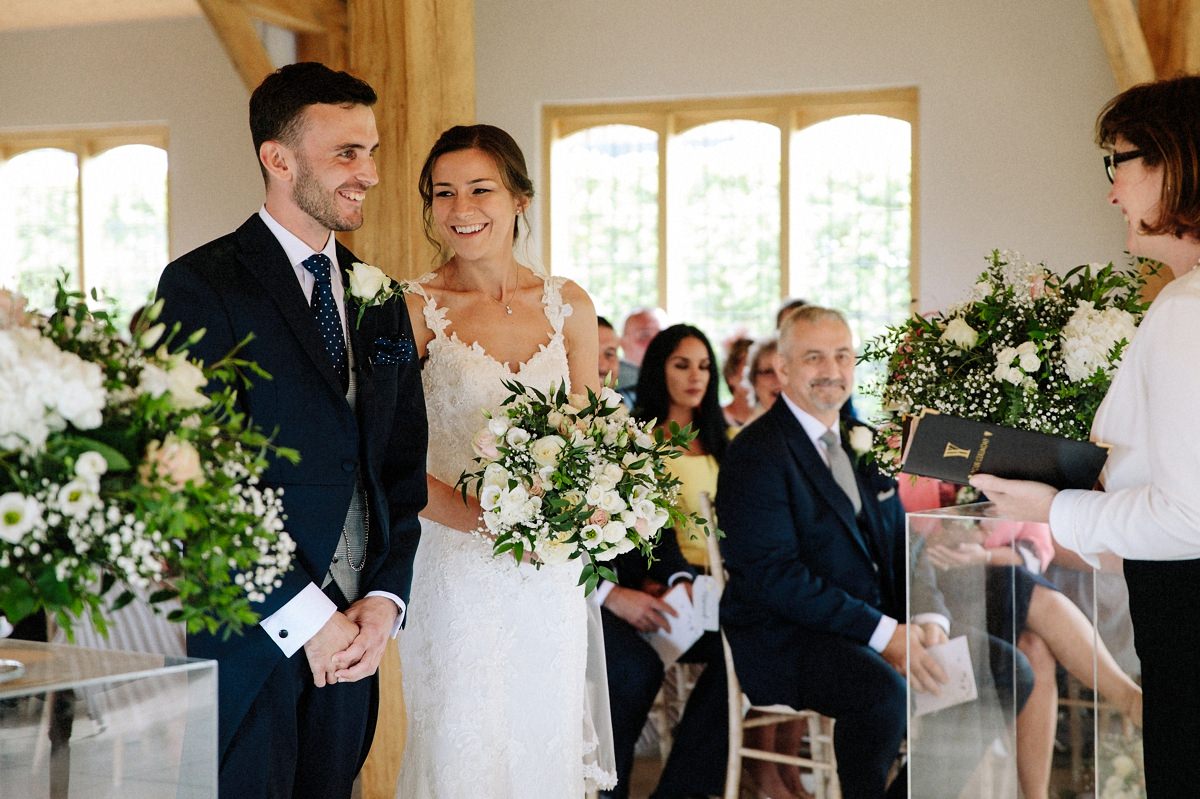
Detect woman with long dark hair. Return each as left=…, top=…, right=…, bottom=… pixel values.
left=634, top=324, right=728, bottom=569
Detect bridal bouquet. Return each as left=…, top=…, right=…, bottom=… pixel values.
left=458, top=380, right=709, bottom=594
left=861, top=250, right=1150, bottom=473
left=0, top=282, right=297, bottom=638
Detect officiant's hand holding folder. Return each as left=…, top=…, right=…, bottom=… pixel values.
left=901, top=410, right=1109, bottom=491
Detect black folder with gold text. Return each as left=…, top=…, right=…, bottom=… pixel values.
left=901, top=411, right=1109, bottom=490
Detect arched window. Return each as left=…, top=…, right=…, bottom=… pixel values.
left=545, top=91, right=917, bottom=406
left=551, top=124, right=659, bottom=323
left=0, top=129, right=169, bottom=327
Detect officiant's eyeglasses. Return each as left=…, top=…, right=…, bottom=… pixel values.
left=1104, top=149, right=1146, bottom=183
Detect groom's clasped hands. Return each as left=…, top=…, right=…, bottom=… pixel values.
left=303, top=596, right=400, bottom=687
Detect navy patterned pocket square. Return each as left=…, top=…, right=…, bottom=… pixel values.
left=372, top=335, right=415, bottom=366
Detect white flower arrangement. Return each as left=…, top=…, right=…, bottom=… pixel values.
left=458, top=380, right=710, bottom=594
left=0, top=282, right=297, bottom=638
left=347, top=261, right=408, bottom=327
left=862, top=250, right=1151, bottom=473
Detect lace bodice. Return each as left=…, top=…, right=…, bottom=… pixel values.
left=410, top=271, right=572, bottom=488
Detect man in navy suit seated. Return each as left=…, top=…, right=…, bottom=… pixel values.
left=717, top=305, right=950, bottom=798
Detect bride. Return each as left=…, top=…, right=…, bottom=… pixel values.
left=396, top=124, right=616, bottom=797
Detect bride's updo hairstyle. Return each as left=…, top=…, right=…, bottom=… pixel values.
left=1097, top=75, right=1200, bottom=240
left=418, top=124, right=535, bottom=254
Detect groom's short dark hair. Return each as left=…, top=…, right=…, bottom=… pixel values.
left=249, top=62, right=377, bottom=179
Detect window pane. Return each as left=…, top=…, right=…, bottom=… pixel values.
left=671, top=120, right=780, bottom=343
left=790, top=115, right=912, bottom=416
left=84, top=144, right=169, bottom=324
left=0, top=148, right=80, bottom=312
left=551, top=124, right=658, bottom=323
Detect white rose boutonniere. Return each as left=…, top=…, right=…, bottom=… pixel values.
left=347, top=261, right=407, bottom=327
left=847, top=424, right=874, bottom=463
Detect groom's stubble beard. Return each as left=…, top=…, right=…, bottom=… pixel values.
left=292, top=152, right=367, bottom=233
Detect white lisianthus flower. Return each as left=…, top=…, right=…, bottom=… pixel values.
left=939, top=316, right=979, bottom=350
left=585, top=484, right=607, bottom=506
left=505, top=426, right=531, bottom=447
left=601, top=520, right=628, bottom=544
left=487, top=415, right=510, bottom=437
left=579, top=524, right=605, bottom=550
left=74, top=450, right=108, bottom=482
left=563, top=489, right=586, bottom=507
left=0, top=492, right=41, bottom=543
left=847, top=425, right=874, bottom=456
left=535, top=531, right=575, bottom=565
left=348, top=261, right=388, bottom=300
left=598, top=386, right=626, bottom=410
left=546, top=410, right=566, bottom=431
left=482, top=462, right=509, bottom=488
left=141, top=350, right=208, bottom=409
left=529, top=435, right=567, bottom=468
left=599, top=490, right=627, bottom=514
left=56, top=480, right=97, bottom=519
left=479, top=484, right=503, bottom=511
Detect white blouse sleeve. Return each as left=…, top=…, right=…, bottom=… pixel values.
left=1050, top=286, right=1200, bottom=562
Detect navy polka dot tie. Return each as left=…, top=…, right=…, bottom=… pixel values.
left=301, top=253, right=348, bottom=391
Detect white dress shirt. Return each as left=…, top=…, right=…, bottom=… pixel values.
left=779, top=393, right=948, bottom=651
left=256, top=206, right=404, bottom=657
left=1050, top=265, right=1200, bottom=566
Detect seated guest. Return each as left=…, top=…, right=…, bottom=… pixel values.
left=744, top=336, right=780, bottom=424
left=597, top=522, right=726, bottom=799
left=617, top=307, right=666, bottom=405
left=634, top=324, right=728, bottom=570
left=598, top=323, right=729, bottom=799
left=721, top=335, right=755, bottom=427
left=597, top=315, right=633, bottom=408
left=718, top=305, right=953, bottom=798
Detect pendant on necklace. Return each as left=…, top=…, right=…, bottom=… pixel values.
left=505, top=304, right=513, bottom=315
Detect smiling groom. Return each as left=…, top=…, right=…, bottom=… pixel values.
left=155, top=63, right=427, bottom=797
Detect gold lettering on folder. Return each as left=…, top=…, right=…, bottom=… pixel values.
left=943, top=442, right=972, bottom=459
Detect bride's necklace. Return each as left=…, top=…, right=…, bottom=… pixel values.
left=450, top=263, right=517, bottom=315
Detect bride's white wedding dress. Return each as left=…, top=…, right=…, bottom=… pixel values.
left=397, top=272, right=615, bottom=798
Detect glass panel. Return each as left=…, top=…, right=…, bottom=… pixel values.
left=0, top=639, right=217, bottom=797
left=670, top=119, right=780, bottom=343
left=905, top=502, right=1142, bottom=797
left=551, top=124, right=659, bottom=324
left=791, top=115, right=912, bottom=418
left=83, top=144, right=169, bottom=327
left=0, top=148, right=80, bottom=313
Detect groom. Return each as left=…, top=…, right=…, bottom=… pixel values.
left=155, top=62, right=427, bottom=797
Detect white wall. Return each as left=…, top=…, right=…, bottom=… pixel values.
left=475, top=0, right=1127, bottom=310
left=0, top=18, right=262, bottom=260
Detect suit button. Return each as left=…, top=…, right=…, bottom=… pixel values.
left=278, top=629, right=288, bottom=639
left=342, top=460, right=355, bottom=472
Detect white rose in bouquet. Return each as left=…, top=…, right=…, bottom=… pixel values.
left=939, top=316, right=979, bottom=350
left=529, top=435, right=567, bottom=468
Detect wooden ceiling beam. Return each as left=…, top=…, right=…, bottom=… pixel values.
left=1140, top=0, right=1200, bottom=78
left=1090, top=0, right=1157, bottom=89
left=197, top=0, right=275, bottom=92
left=241, top=0, right=346, bottom=35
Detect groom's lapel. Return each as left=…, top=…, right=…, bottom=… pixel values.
left=235, top=215, right=346, bottom=398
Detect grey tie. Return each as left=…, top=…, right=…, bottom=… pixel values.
left=820, top=429, right=862, bottom=514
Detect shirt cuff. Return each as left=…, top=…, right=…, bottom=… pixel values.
left=365, top=590, right=406, bottom=637
left=911, top=612, right=951, bottom=636
left=1049, top=490, right=1102, bottom=569
left=667, top=571, right=693, bottom=587
left=259, top=582, right=337, bottom=657
left=595, top=580, right=616, bottom=606
left=868, top=614, right=898, bottom=653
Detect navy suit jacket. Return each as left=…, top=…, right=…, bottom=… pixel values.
left=716, top=400, right=941, bottom=704
left=155, top=214, right=428, bottom=752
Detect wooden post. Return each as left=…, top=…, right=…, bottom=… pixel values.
left=347, top=0, right=475, bottom=281
left=345, top=3, right=474, bottom=797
